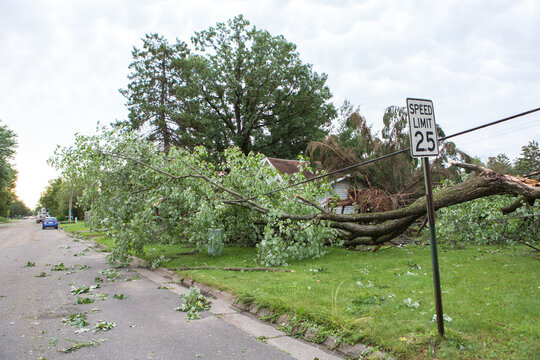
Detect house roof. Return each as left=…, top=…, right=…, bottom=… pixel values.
left=263, top=157, right=318, bottom=180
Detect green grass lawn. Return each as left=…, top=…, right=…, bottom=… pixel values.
left=62, top=224, right=539, bottom=359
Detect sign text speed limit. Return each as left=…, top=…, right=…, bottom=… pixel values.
left=407, top=98, right=439, bottom=158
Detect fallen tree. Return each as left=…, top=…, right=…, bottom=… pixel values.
left=157, top=157, right=539, bottom=246
left=51, top=128, right=539, bottom=265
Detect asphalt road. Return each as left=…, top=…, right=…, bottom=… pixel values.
left=0, top=219, right=305, bottom=360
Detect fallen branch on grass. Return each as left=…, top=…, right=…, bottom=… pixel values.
left=172, top=266, right=294, bottom=272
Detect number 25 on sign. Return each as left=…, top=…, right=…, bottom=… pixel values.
left=407, top=98, right=439, bottom=158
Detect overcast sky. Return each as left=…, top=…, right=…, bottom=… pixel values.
left=1, top=0, right=539, bottom=209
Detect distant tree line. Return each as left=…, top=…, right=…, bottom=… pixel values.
left=37, top=178, right=84, bottom=220
left=486, top=140, right=539, bottom=176
left=0, top=121, right=22, bottom=217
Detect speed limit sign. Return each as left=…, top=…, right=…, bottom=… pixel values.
left=407, top=98, right=439, bottom=158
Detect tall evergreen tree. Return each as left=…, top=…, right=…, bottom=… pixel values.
left=119, top=33, right=193, bottom=153
left=514, top=140, right=539, bottom=176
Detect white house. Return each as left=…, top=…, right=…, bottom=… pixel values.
left=261, top=157, right=357, bottom=214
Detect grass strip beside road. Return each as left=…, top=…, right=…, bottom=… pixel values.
left=61, top=223, right=540, bottom=359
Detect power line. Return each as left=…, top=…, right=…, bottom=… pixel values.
left=440, top=107, right=540, bottom=142
left=254, top=106, right=540, bottom=200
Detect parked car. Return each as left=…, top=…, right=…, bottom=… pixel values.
left=35, top=208, right=49, bottom=223
left=42, top=217, right=58, bottom=230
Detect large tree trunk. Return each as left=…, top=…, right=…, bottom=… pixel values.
left=301, top=162, right=539, bottom=245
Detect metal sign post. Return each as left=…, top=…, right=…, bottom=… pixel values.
left=407, top=98, right=444, bottom=337
left=422, top=157, right=444, bottom=336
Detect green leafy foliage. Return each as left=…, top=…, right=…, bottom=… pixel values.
left=93, top=321, right=116, bottom=332
left=190, top=15, right=335, bottom=158
left=70, top=284, right=99, bottom=295
left=0, top=121, right=17, bottom=217
left=514, top=140, right=539, bottom=175
left=10, top=197, right=31, bottom=217
left=124, top=275, right=141, bottom=282
left=75, top=297, right=94, bottom=304
left=37, top=177, right=83, bottom=221
left=51, top=127, right=339, bottom=266
left=99, top=268, right=119, bottom=280
left=118, top=33, right=192, bottom=153
left=50, top=263, right=68, bottom=271
left=62, top=313, right=89, bottom=328
left=58, top=338, right=107, bottom=353
left=175, top=286, right=211, bottom=320
left=436, top=179, right=539, bottom=246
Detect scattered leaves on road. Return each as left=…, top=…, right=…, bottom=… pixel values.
left=58, top=338, right=107, bottom=353
left=75, top=297, right=95, bottom=304
left=99, top=269, right=119, bottom=280
left=93, top=321, right=116, bottom=332
left=62, top=313, right=89, bottom=328
left=51, top=263, right=69, bottom=271
left=124, top=275, right=140, bottom=282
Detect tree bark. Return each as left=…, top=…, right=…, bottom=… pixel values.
left=277, top=162, right=539, bottom=245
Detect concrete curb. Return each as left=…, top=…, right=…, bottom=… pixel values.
left=148, top=266, right=390, bottom=360
left=128, top=264, right=343, bottom=360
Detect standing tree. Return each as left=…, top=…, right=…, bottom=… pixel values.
left=10, top=198, right=31, bottom=218
left=38, top=177, right=84, bottom=220
left=487, top=154, right=514, bottom=175
left=189, top=15, right=336, bottom=158
left=514, top=140, right=539, bottom=176
left=0, top=121, right=17, bottom=216
left=119, top=33, right=193, bottom=153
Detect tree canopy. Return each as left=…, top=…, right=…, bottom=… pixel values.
left=118, top=33, right=193, bottom=153
left=0, top=121, right=17, bottom=217
left=119, top=15, right=335, bottom=159
left=189, top=15, right=335, bottom=157
left=38, top=177, right=84, bottom=220
left=10, top=197, right=31, bottom=218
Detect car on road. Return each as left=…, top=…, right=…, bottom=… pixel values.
left=42, top=217, right=59, bottom=230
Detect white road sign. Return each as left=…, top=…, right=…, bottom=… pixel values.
left=407, top=98, right=439, bottom=158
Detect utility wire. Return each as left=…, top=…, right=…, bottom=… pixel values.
left=440, top=107, right=540, bottom=141
left=254, top=106, right=540, bottom=200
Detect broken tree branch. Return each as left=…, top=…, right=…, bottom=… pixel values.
left=171, top=266, right=294, bottom=272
